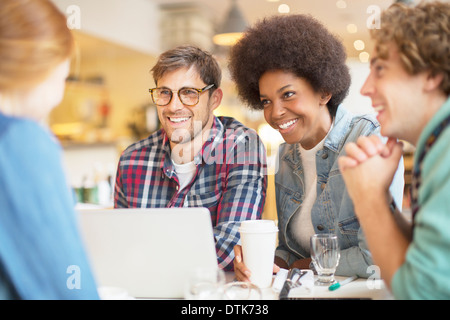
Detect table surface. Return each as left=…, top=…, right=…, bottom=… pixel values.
left=225, top=272, right=393, bottom=300
left=99, top=273, right=393, bottom=300
left=286, top=276, right=393, bottom=300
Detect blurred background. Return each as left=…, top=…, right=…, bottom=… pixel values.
left=48, top=0, right=420, bottom=218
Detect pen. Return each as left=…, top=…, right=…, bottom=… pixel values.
left=279, top=268, right=307, bottom=300
left=328, top=275, right=358, bottom=291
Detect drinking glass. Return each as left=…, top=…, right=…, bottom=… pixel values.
left=310, top=233, right=340, bottom=285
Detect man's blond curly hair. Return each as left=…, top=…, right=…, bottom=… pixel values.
left=371, top=1, right=450, bottom=95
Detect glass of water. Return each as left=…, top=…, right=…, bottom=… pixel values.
left=310, top=233, right=340, bottom=285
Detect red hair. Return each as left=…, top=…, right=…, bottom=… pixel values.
left=0, top=0, right=74, bottom=91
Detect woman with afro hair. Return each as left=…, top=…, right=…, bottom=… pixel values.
left=229, top=14, right=405, bottom=281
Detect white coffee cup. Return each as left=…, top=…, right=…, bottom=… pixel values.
left=239, top=220, right=278, bottom=288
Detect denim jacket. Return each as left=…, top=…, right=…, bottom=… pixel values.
left=275, top=107, right=405, bottom=278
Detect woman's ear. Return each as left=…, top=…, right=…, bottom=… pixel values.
left=319, top=91, right=332, bottom=106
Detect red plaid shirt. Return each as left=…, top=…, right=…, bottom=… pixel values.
left=114, top=116, right=267, bottom=270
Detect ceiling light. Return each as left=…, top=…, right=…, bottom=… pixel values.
left=346, top=24, right=358, bottom=34
left=354, top=40, right=365, bottom=51
left=336, top=0, right=347, bottom=9
left=213, top=0, right=248, bottom=46
left=359, top=52, right=370, bottom=63
left=278, top=4, right=290, bottom=14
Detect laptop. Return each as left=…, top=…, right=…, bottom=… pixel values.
left=76, top=207, right=218, bottom=299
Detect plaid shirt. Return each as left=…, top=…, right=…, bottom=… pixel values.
left=114, top=116, right=267, bottom=270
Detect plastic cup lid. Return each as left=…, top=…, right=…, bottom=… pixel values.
left=239, top=220, right=278, bottom=233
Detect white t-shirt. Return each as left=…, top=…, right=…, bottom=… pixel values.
left=290, top=128, right=331, bottom=253
left=171, top=159, right=197, bottom=191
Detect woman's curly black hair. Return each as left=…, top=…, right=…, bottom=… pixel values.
left=228, top=14, right=351, bottom=118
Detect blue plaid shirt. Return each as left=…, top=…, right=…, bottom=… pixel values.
left=114, top=116, right=267, bottom=270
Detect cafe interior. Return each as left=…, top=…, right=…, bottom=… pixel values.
left=49, top=0, right=415, bottom=222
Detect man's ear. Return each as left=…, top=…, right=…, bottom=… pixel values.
left=209, top=87, right=223, bottom=111
left=424, top=72, right=444, bottom=92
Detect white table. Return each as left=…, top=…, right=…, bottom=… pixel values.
left=100, top=273, right=393, bottom=300
left=226, top=273, right=394, bottom=300
left=285, top=275, right=393, bottom=300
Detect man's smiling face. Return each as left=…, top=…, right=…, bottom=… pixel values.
left=156, top=66, right=219, bottom=150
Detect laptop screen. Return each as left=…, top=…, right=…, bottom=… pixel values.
left=77, top=207, right=218, bottom=298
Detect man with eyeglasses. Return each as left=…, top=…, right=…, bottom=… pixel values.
left=114, top=45, right=267, bottom=271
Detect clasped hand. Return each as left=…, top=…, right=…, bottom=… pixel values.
left=338, top=135, right=403, bottom=205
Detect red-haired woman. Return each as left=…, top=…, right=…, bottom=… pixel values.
left=0, top=0, right=98, bottom=299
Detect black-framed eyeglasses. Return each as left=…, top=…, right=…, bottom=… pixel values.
left=149, top=84, right=215, bottom=107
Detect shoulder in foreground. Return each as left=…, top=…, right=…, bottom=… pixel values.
left=0, top=114, right=36, bottom=135
left=0, top=116, right=62, bottom=165
left=0, top=115, right=51, bottom=144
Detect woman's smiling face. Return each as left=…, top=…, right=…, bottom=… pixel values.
left=259, top=70, right=332, bottom=149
